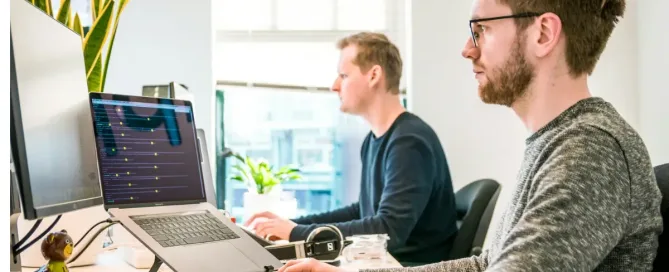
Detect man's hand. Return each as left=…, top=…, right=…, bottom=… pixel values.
left=278, top=258, right=345, bottom=272
left=244, top=211, right=280, bottom=227
left=245, top=211, right=297, bottom=241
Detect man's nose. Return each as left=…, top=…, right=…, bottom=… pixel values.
left=461, top=37, right=480, bottom=60
left=331, top=78, right=341, bottom=93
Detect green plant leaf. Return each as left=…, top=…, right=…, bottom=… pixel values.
left=87, top=59, right=103, bottom=92
left=33, top=0, right=51, bottom=16
left=91, top=0, right=101, bottom=21
left=230, top=176, right=244, bottom=182
left=71, top=13, right=84, bottom=37
left=100, top=0, right=130, bottom=92
left=56, top=0, right=71, bottom=26
left=83, top=0, right=115, bottom=92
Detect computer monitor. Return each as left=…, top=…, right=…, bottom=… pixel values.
left=10, top=0, right=103, bottom=221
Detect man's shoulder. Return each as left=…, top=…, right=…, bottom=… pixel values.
left=388, top=112, right=440, bottom=141
left=546, top=105, right=649, bottom=163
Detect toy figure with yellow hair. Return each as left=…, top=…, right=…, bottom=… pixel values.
left=35, top=229, right=74, bottom=272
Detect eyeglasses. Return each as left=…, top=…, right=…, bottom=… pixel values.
left=469, top=12, right=543, bottom=47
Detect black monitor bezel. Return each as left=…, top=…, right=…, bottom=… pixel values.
left=10, top=30, right=104, bottom=220
left=87, top=92, right=207, bottom=210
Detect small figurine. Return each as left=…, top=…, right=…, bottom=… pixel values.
left=35, top=229, right=74, bottom=272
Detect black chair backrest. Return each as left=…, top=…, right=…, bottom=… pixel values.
left=449, top=178, right=500, bottom=260
left=653, top=163, right=669, bottom=271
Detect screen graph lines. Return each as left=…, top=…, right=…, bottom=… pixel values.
left=90, top=97, right=205, bottom=205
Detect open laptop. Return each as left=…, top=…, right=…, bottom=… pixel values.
left=88, top=93, right=283, bottom=272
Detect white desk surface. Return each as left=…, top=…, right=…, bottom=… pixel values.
left=22, top=249, right=402, bottom=272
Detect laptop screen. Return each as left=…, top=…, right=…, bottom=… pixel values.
left=89, top=93, right=205, bottom=207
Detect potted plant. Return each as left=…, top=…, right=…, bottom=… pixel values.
left=229, top=153, right=302, bottom=220
left=30, top=0, right=130, bottom=93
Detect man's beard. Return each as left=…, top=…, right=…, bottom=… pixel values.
left=478, top=37, right=535, bottom=107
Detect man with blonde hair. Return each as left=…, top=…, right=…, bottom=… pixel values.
left=246, top=32, right=459, bottom=265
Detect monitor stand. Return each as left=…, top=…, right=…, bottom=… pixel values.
left=10, top=213, right=22, bottom=272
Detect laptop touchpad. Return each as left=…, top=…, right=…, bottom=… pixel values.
left=182, top=242, right=259, bottom=271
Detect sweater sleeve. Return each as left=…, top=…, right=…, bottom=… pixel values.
left=289, top=135, right=435, bottom=249
left=359, top=250, right=489, bottom=272
left=481, top=126, right=631, bottom=271
left=292, top=202, right=361, bottom=225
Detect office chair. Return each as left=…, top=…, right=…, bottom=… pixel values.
left=448, top=179, right=501, bottom=260
left=653, top=163, right=669, bottom=272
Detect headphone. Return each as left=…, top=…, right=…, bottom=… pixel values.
left=304, top=224, right=346, bottom=261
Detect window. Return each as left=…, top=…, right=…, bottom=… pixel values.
left=276, top=0, right=334, bottom=30
left=213, top=0, right=273, bottom=30
left=219, top=87, right=369, bottom=221
left=336, top=0, right=387, bottom=30
left=213, top=0, right=404, bottom=223
left=214, top=42, right=339, bottom=87
left=214, top=0, right=390, bottom=31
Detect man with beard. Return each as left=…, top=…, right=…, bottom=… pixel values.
left=277, top=0, right=664, bottom=271
left=245, top=32, right=459, bottom=266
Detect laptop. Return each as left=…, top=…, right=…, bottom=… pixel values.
left=88, top=93, right=283, bottom=272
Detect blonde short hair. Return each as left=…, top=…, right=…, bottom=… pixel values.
left=336, top=32, right=402, bottom=94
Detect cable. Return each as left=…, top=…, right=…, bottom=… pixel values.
left=74, top=218, right=113, bottom=248
left=13, top=218, right=42, bottom=250
left=14, top=214, right=62, bottom=256
left=67, top=222, right=119, bottom=264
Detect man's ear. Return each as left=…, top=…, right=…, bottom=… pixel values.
left=533, top=12, right=562, bottom=58
left=367, top=65, right=383, bottom=89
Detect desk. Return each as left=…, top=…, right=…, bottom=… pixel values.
left=22, top=249, right=402, bottom=271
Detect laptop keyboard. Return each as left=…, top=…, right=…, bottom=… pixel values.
left=131, top=211, right=240, bottom=248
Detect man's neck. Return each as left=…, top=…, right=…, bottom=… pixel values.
left=512, top=72, right=592, bottom=133
left=361, top=94, right=406, bottom=138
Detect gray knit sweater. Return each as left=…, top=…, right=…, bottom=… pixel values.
left=363, top=97, right=663, bottom=272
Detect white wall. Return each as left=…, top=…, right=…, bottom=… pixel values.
left=638, top=0, right=669, bottom=166
left=588, top=1, right=639, bottom=130
left=405, top=0, right=667, bottom=248
left=406, top=0, right=527, bottom=246
left=104, top=0, right=217, bottom=175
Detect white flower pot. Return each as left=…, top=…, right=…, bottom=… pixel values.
left=242, top=191, right=282, bottom=221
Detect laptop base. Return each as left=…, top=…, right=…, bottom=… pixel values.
left=110, top=203, right=283, bottom=272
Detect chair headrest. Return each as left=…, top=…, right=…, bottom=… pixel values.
left=455, top=179, right=500, bottom=217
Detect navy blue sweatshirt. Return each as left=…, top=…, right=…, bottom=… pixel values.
left=289, top=112, right=458, bottom=264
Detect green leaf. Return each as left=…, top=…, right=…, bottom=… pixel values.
left=87, top=58, right=103, bottom=92
left=45, top=0, right=53, bottom=16
left=56, top=0, right=71, bottom=26
left=230, top=176, right=244, bottom=182
left=91, top=0, right=101, bottom=21
left=83, top=0, right=115, bottom=92
left=71, top=13, right=84, bottom=37
left=33, top=0, right=51, bottom=16
left=100, top=0, right=130, bottom=92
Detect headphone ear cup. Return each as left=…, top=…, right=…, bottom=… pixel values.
left=324, top=225, right=344, bottom=244
left=322, top=225, right=344, bottom=255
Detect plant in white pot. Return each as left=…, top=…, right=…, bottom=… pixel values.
left=229, top=153, right=302, bottom=221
